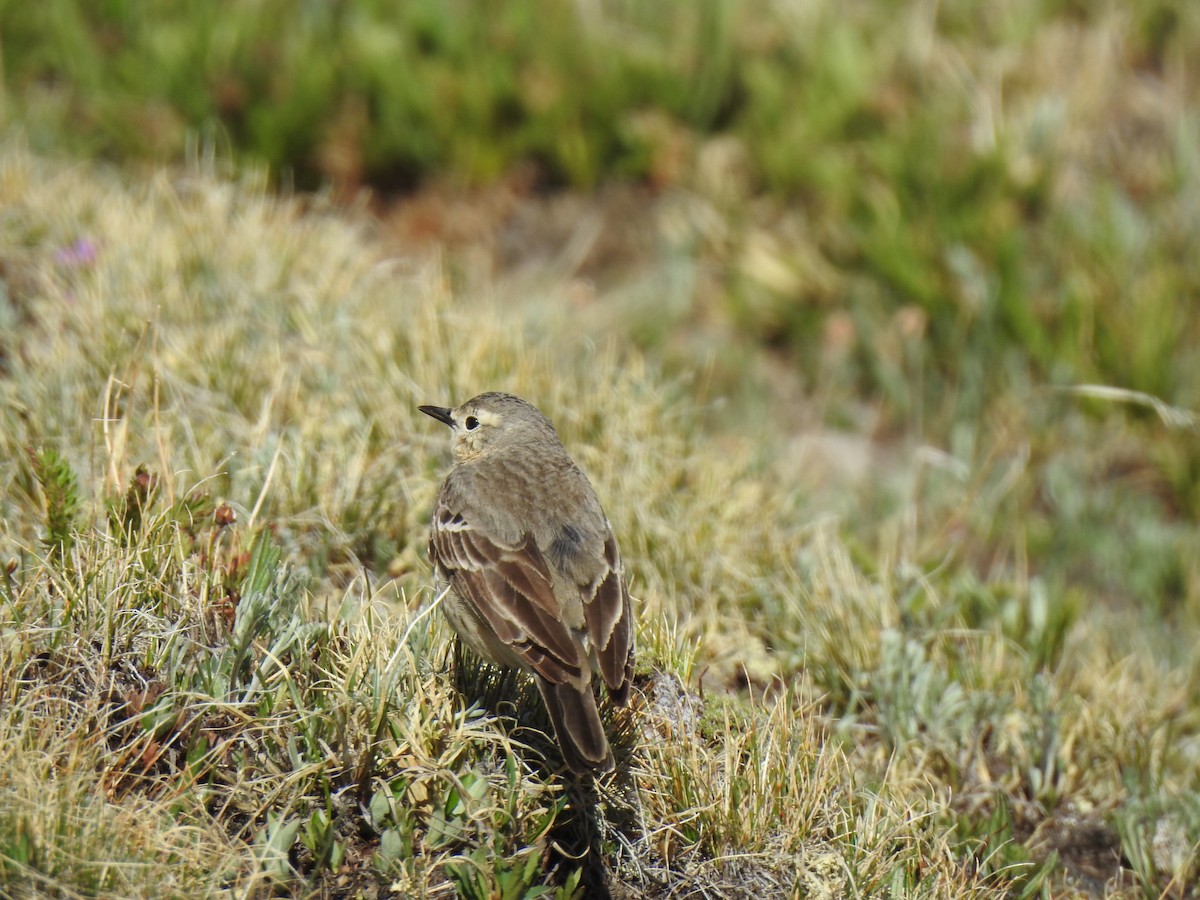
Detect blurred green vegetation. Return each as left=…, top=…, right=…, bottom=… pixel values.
left=0, top=0, right=747, bottom=188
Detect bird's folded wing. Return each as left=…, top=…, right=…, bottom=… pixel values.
left=431, top=506, right=585, bottom=684
left=584, top=534, right=634, bottom=700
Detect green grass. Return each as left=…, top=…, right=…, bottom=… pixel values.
left=0, top=0, right=745, bottom=189
left=0, top=140, right=1198, bottom=897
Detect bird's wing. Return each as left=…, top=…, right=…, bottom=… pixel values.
left=583, top=532, right=635, bottom=702
left=430, top=493, right=587, bottom=684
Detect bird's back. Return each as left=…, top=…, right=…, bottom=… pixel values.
left=450, top=445, right=611, bottom=588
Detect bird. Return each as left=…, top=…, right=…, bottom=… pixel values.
left=418, top=392, right=635, bottom=775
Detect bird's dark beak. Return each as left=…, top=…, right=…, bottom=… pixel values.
left=418, top=405, right=455, bottom=427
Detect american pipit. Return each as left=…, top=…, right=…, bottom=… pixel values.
left=419, top=392, right=635, bottom=775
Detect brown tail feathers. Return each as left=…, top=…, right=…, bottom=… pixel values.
left=538, top=679, right=614, bottom=775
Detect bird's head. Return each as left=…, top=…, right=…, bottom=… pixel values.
left=419, top=392, right=559, bottom=462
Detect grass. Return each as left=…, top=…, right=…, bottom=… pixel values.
left=0, top=140, right=1198, bottom=898
left=1, top=1, right=1200, bottom=896
left=5, top=1, right=1200, bottom=611
left=0, top=0, right=744, bottom=189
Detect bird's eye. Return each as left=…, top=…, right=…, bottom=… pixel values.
left=464, top=416, right=480, bottom=430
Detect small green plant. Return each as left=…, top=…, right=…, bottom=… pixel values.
left=252, top=812, right=302, bottom=884
left=427, top=770, right=490, bottom=850
left=0, top=817, right=37, bottom=881
left=298, top=806, right=345, bottom=873
left=368, top=777, right=417, bottom=872
left=28, top=447, right=81, bottom=565
left=223, top=530, right=309, bottom=698
left=445, top=847, right=575, bottom=900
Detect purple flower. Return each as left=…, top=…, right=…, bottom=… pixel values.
left=55, top=238, right=99, bottom=268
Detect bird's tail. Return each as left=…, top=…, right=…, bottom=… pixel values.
left=538, top=680, right=614, bottom=775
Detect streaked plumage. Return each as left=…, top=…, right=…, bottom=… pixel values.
left=419, top=392, right=634, bottom=774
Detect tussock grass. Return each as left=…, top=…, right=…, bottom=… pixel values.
left=1, top=142, right=1198, bottom=898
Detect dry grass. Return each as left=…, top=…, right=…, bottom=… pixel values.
left=1, top=139, right=1198, bottom=899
